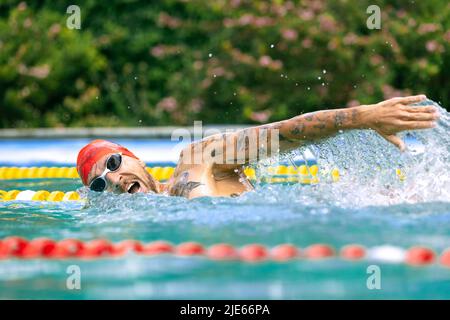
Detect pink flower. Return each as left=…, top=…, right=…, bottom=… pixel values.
left=408, top=18, right=417, bottom=27
left=156, top=97, right=178, bottom=112
left=18, top=64, right=51, bottom=79
left=346, top=100, right=360, bottom=108
left=239, top=14, right=254, bottom=26
left=281, top=28, right=298, bottom=41
left=250, top=110, right=272, bottom=123
left=211, top=67, right=225, bottom=77
left=319, top=15, right=336, bottom=32
left=418, top=23, right=439, bottom=34
left=302, top=38, right=313, bottom=48
left=370, top=55, right=383, bottom=66
left=382, top=85, right=411, bottom=100
left=425, top=40, right=438, bottom=52
left=259, top=55, right=272, bottom=67
left=230, top=0, right=241, bottom=8
left=18, top=2, right=27, bottom=11
left=158, top=12, right=181, bottom=29
left=258, top=56, right=283, bottom=70
left=189, top=98, right=204, bottom=113
left=343, top=33, right=358, bottom=45
left=253, top=17, right=274, bottom=27
left=150, top=45, right=165, bottom=57
left=223, top=18, right=234, bottom=28
left=298, top=9, right=314, bottom=21
left=48, top=23, right=61, bottom=37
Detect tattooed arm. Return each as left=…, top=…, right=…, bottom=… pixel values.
left=182, top=95, right=438, bottom=166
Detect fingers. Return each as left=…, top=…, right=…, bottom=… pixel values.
left=397, top=95, right=427, bottom=105
left=405, top=105, right=436, bottom=113
left=402, top=111, right=439, bottom=121
left=384, top=95, right=427, bottom=106
left=382, top=134, right=405, bottom=151
left=399, top=120, right=436, bottom=130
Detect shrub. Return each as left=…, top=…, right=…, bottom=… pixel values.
left=0, top=0, right=448, bottom=128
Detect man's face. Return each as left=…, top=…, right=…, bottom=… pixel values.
left=87, top=153, right=156, bottom=194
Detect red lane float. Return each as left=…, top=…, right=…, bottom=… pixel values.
left=142, top=241, right=174, bottom=255
left=271, top=244, right=299, bottom=261
left=239, top=244, right=268, bottom=262
left=340, top=244, right=366, bottom=260
left=51, top=239, right=84, bottom=258
left=440, top=249, right=450, bottom=268
left=0, top=236, right=28, bottom=258
left=176, top=242, right=205, bottom=256
left=304, top=244, right=335, bottom=259
left=79, top=239, right=114, bottom=258
left=405, top=246, right=436, bottom=266
left=208, top=243, right=238, bottom=260
left=112, top=240, right=144, bottom=256
left=0, top=237, right=449, bottom=268
left=21, top=238, right=57, bottom=258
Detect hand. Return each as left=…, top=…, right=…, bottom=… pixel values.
left=360, top=95, right=439, bottom=151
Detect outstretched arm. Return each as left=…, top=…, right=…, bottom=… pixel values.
left=180, top=95, right=438, bottom=166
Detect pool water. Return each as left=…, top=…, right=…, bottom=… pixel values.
left=0, top=100, right=449, bottom=299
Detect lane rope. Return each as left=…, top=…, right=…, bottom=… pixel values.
left=0, top=165, right=341, bottom=201
left=0, top=237, right=448, bottom=267
left=0, top=165, right=339, bottom=183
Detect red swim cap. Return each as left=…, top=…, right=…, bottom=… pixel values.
left=76, top=139, right=138, bottom=185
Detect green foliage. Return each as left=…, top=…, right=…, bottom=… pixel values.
left=0, top=0, right=449, bottom=128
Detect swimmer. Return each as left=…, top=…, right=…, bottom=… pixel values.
left=77, top=95, right=439, bottom=198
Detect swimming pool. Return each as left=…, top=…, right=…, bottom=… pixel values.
left=0, top=100, right=449, bottom=299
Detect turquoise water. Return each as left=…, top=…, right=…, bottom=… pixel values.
left=0, top=99, right=449, bottom=299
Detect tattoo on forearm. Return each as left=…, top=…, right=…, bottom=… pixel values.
left=291, top=122, right=305, bottom=136
left=170, top=172, right=203, bottom=197
left=334, top=111, right=346, bottom=128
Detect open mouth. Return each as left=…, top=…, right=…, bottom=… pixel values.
left=127, top=181, right=141, bottom=194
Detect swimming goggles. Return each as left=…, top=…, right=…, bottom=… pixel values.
left=89, top=153, right=122, bottom=192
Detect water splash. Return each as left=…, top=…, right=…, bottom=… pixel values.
left=300, top=99, right=450, bottom=206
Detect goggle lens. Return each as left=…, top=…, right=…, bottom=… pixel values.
left=106, top=153, right=122, bottom=171
left=90, top=177, right=107, bottom=192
